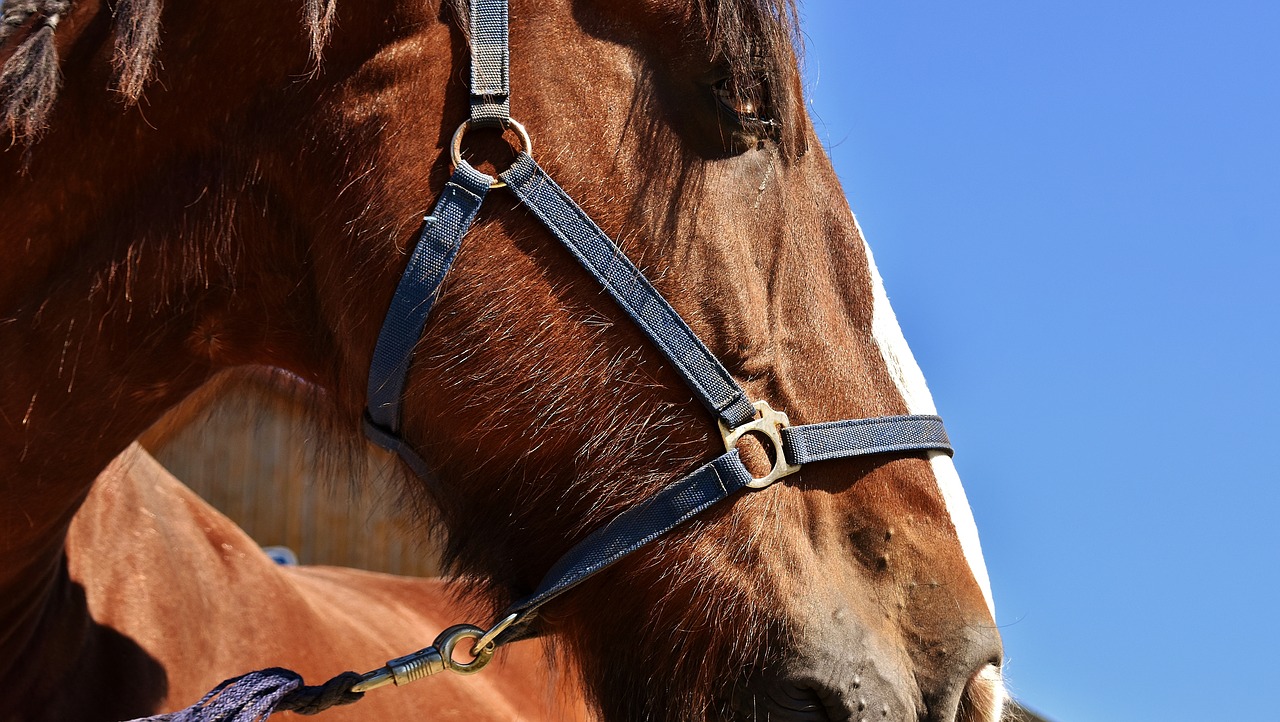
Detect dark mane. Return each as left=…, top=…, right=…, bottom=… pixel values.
left=1, top=0, right=797, bottom=143
left=0, top=0, right=66, bottom=140
left=0, top=0, right=335, bottom=141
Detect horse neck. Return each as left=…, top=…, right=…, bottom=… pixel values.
left=0, top=0, right=412, bottom=692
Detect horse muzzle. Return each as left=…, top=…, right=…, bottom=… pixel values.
left=725, top=627, right=1004, bottom=722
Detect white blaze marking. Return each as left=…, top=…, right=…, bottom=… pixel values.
left=858, top=226, right=996, bottom=618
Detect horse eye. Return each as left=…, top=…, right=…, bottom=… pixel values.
left=712, top=75, right=780, bottom=140
left=712, top=76, right=758, bottom=116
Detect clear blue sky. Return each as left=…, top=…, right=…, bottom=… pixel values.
left=799, top=2, right=1279, bottom=720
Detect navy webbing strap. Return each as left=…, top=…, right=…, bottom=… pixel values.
left=469, top=0, right=510, bottom=122
left=494, top=417, right=953, bottom=640
left=365, top=162, right=493, bottom=446
left=498, top=450, right=754, bottom=636
left=499, top=153, right=756, bottom=429
left=359, top=157, right=957, bottom=642
left=781, top=415, right=952, bottom=464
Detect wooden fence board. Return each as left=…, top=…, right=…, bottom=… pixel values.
left=139, top=372, right=442, bottom=577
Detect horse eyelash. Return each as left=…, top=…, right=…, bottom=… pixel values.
left=711, top=75, right=782, bottom=142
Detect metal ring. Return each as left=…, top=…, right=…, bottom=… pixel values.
left=449, top=117, right=532, bottom=190
left=471, top=612, right=518, bottom=657
left=435, top=624, right=496, bottom=675
left=718, top=400, right=803, bottom=488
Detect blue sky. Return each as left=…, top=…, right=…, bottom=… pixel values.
left=799, top=2, right=1279, bottom=720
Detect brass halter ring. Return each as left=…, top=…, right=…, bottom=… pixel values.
left=435, top=624, right=496, bottom=675
left=450, top=117, right=533, bottom=190
left=470, top=612, right=518, bottom=657
left=718, top=400, right=803, bottom=488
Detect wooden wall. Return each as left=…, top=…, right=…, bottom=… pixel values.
left=139, top=372, right=443, bottom=577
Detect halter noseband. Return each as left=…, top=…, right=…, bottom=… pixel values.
left=355, top=0, right=953, bottom=693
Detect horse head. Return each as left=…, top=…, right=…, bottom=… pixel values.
left=0, top=0, right=1002, bottom=720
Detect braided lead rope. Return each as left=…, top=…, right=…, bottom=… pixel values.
left=127, top=669, right=363, bottom=722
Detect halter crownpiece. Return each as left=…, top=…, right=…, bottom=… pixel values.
left=360, top=0, right=952, bottom=691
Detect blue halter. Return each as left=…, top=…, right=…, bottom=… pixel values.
left=117, top=4, right=960, bottom=717
left=360, top=0, right=952, bottom=681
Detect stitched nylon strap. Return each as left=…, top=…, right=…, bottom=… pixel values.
left=499, top=153, right=756, bottom=429
left=366, top=162, right=493, bottom=441
left=470, top=0, right=510, bottom=122
left=495, top=449, right=754, bottom=641
left=782, top=415, right=953, bottom=464
left=363, top=417, right=440, bottom=484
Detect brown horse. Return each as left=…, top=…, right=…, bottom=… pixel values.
left=0, top=0, right=1004, bottom=720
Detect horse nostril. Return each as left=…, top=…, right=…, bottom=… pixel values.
left=727, top=679, right=836, bottom=722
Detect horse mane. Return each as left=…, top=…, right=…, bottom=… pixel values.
left=0, top=0, right=336, bottom=141
left=0, top=0, right=797, bottom=143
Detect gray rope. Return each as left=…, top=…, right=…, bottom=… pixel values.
left=127, top=669, right=363, bottom=721
left=276, top=672, right=364, bottom=715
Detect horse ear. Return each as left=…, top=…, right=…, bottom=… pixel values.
left=111, top=0, right=164, bottom=104
left=0, top=4, right=64, bottom=143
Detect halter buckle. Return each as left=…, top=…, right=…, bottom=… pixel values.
left=718, top=400, right=802, bottom=488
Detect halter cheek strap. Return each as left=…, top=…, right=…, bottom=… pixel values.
left=469, top=0, right=510, bottom=122
left=359, top=0, right=952, bottom=682
left=492, top=154, right=950, bottom=641
left=364, top=161, right=491, bottom=488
